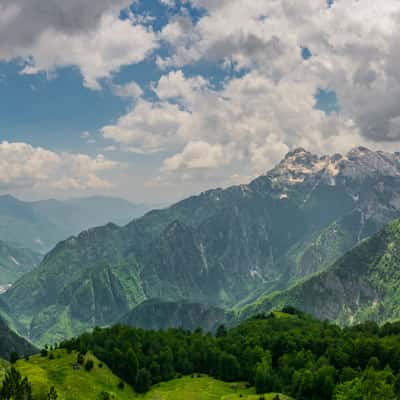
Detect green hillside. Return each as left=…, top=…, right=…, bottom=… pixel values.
left=15, top=350, right=136, bottom=400
left=238, top=218, right=400, bottom=325
left=5, top=349, right=290, bottom=400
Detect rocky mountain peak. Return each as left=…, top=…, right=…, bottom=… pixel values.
left=267, top=147, right=400, bottom=188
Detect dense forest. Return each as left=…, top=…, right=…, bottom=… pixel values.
left=59, top=308, right=400, bottom=399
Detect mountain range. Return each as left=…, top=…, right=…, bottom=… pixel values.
left=0, top=195, right=153, bottom=254
left=4, top=146, right=400, bottom=345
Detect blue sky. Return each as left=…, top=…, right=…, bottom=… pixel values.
left=0, top=0, right=397, bottom=202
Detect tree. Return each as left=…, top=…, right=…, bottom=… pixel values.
left=334, top=377, right=365, bottom=400
left=335, top=368, right=396, bottom=400
left=85, top=359, right=94, bottom=371
left=47, top=386, right=58, bottom=400
left=77, top=353, right=84, bottom=365
left=361, top=367, right=396, bottom=400
left=159, top=347, right=175, bottom=380
left=218, top=353, right=240, bottom=382
left=0, top=367, right=32, bottom=400
left=216, top=325, right=227, bottom=338
left=10, top=352, right=19, bottom=364
left=135, top=368, right=152, bottom=393
left=255, top=353, right=274, bottom=394
left=16, top=377, right=32, bottom=400
left=125, top=349, right=138, bottom=384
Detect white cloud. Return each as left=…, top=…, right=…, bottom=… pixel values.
left=128, top=0, right=400, bottom=190
left=101, top=99, right=190, bottom=153
left=0, top=0, right=157, bottom=89
left=162, top=141, right=231, bottom=171
left=112, top=81, right=143, bottom=98
left=0, top=141, right=119, bottom=191
left=159, top=0, right=400, bottom=144
left=103, top=69, right=366, bottom=185
left=155, top=70, right=208, bottom=101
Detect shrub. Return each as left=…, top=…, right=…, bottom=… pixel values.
left=85, top=359, right=94, bottom=371
left=9, top=352, right=19, bottom=364
left=77, top=353, right=84, bottom=365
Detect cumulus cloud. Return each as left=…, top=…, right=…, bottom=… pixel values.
left=162, top=141, right=232, bottom=171
left=0, top=142, right=119, bottom=191
left=101, top=99, right=190, bottom=153
left=118, top=0, right=400, bottom=188
left=103, top=68, right=366, bottom=184
left=0, top=0, right=157, bottom=89
left=112, top=81, right=143, bottom=98
left=158, top=0, right=400, bottom=144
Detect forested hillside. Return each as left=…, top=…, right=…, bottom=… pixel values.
left=60, top=310, right=400, bottom=399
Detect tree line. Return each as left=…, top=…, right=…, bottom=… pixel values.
left=59, top=308, right=400, bottom=399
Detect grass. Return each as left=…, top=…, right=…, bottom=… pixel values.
left=141, top=376, right=252, bottom=400
left=15, top=349, right=136, bottom=400
left=222, top=395, right=292, bottom=400
left=1, top=349, right=292, bottom=400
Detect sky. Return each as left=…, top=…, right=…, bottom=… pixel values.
left=1, top=0, right=400, bottom=203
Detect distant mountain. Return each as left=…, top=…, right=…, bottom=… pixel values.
left=119, top=299, right=227, bottom=332
left=0, top=241, right=41, bottom=286
left=6, top=147, right=400, bottom=345
left=0, top=195, right=151, bottom=253
left=238, top=218, right=400, bottom=325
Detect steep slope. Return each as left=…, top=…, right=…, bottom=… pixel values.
left=6, top=147, right=400, bottom=344
left=0, top=316, right=36, bottom=360
left=0, top=195, right=150, bottom=253
left=119, top=299, right=227, bottom=332
left=0, top=241, right=41, bottom=286
left=239, top=218, right=400, bottom=325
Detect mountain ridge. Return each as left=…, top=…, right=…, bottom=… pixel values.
left=0, top=194, right=152, bottom=253
left=5, top=146, right=400, bottom=344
